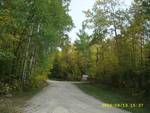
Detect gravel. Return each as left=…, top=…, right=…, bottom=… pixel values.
left=23, top=80, right=130, bottom=113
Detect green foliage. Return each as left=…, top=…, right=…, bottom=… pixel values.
left=50, top=45, right=83, bottom=80
left=50, top=0, right=150, bottom=101
left=0, top=0, right=73, bottom=92
left=77, top=83, right=150, bottom=113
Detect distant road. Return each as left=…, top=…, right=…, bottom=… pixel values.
left=23, top=80, right=130, bottom=113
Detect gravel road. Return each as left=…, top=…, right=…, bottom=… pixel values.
left=23, top=80, right=130, bottom=113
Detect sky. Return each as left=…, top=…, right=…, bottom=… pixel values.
left=68, top=0, right=133, bottom=43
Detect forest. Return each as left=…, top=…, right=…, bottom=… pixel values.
left=50, top=0, right=150, bottom=100
left=0, top=0, right=73, bottom=92
left=0, top=0, right=150, bottom=105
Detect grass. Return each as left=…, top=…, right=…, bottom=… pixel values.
left=76, top=83, right=150, bottom=113
left=0, top=84, right=47, bottom=113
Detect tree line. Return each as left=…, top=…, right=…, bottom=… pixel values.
left=50, top=0, right=150, bottom=100
left=0, top=0, right=73, bottom=92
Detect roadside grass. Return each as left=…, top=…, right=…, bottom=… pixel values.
left=0, top=84, right=47, bottom=113
left=76, top=83, right=150, bottom=113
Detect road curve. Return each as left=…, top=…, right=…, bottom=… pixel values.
left=23, top=80, right=130, bottom=113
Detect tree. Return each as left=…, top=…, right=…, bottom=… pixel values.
left=75, top=23, right=91, bottom=75
left=0, top=0, right=73, bottom=91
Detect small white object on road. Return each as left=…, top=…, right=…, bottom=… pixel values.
left=82, top=75, right=88, bottom=80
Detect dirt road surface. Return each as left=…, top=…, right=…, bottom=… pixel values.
left=23, top=80, right=130, bottom=113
